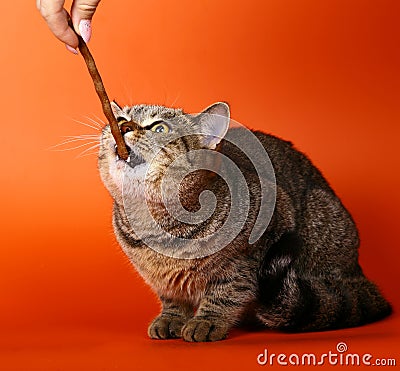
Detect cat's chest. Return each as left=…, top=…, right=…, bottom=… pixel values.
left=131, top=248, right=208, bottom=304
left=113, top=206, right=210, bottom=303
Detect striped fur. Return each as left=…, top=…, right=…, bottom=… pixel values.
left=98, top=102, right=391, bottom=342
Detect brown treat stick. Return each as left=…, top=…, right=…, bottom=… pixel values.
left=70, top=22, right=129, bottom=160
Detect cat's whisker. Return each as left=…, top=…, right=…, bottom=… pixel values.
left=71, top=118, right=101, bottom=131
left=121, top=83, right=133, bottom=105
left=50, top=139, right=99, bottom=152
left=84, top=115, right=106, bottom=129
left=50, top=137, right=99, bottom=148
left=76, top=143, right=100, bottom=158
left=77, top=149, right=100, bottom=159
left=91, top=114, right=107, bottom=127
left=169, top=91, right=181, bottom=108
left=56, top=142, right=99, bottom=152
left=62, top=134, right=100, bottom=140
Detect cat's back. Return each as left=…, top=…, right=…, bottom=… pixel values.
left=222, top=128, right=331, bottom=194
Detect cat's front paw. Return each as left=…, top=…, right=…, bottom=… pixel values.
left=148, top=315, right=186, bottom=340
left=182, top=317, right=228, bottom=342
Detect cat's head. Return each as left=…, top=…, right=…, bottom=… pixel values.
left=98, top=102, right=230, bottom=204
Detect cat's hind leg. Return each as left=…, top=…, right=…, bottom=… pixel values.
left=256, top=186, right=392, bottom=331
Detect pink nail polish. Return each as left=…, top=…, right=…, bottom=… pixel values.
left=79, top=20, right=92, bottom=43
left=65, top=44, right=78, bottom=55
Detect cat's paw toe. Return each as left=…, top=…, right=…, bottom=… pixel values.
left=148, top=315, right=185, bottom=340
left=182, top=318, right=228, bottom=342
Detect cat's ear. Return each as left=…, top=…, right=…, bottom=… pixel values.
left=197, top=102, right=230, bottom=149
left=111, top=101, right=124, bottom=118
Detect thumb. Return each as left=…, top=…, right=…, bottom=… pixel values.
left=70, top=0, right=101, bottom=43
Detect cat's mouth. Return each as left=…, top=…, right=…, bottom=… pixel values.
left=115, top=144, right=146, bottom=168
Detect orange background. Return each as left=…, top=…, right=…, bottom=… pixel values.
left=1, top=0, right=399, bottom=370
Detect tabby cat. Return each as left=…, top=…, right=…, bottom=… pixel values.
left=98, top=101, right=391, bottom=342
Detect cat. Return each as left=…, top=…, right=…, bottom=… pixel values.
left=98, top=101, right=391, bottom=342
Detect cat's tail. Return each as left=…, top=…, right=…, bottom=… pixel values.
left=256, top=269, right=392, bottom=332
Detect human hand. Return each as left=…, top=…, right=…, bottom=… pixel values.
left=37, top=0, right=101, bottom=54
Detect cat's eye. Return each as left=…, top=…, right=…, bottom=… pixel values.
left=150, top=122, right=170, bottom=134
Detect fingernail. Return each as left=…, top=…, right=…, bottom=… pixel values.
left=79, top=19, right=92, bottom=43
left=65, top=44, right=78, bottom=55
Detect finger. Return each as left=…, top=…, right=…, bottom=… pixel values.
left=39, top=0, right=79, bottom=48
left=71, top=0, right=101, bottom=42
